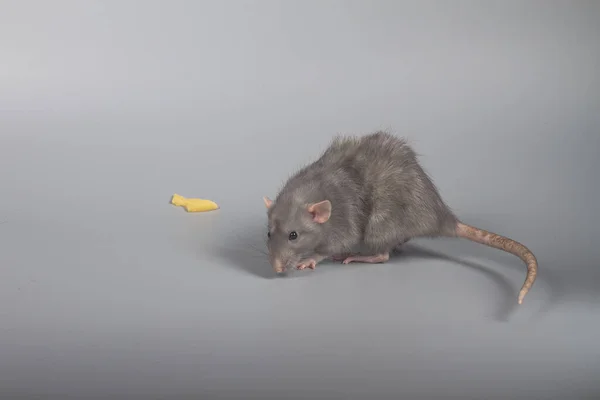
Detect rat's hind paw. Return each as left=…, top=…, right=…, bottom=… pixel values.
left=341, top=253, right=389, bottom=264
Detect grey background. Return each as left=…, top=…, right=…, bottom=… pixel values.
left=1, top=0, right=599, bottom=399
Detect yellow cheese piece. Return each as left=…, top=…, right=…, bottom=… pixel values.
left=170, top=193, right=219, bottom=212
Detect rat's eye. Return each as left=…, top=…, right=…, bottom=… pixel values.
left=288, top=231, right=298, bottom=240
left=267, top=231, right=271, bottom=238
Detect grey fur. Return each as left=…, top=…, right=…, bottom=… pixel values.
left=266, top=131, right=457, bottom=267
left=264, top=130, right=538, bottom=304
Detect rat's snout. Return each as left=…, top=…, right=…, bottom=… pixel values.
left=267, top=240, right=291, bottom=274
left=269, top=251, right=288, bottom=274
left=271, top=257, right=285, bottom=274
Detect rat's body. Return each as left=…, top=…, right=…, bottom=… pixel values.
left=264, top=131, right=537, bottom=304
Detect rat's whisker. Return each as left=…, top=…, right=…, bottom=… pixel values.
left=243, top=243, right=269, bottom=257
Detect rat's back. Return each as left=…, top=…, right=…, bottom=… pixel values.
left=318, top=131, right=458, bottom=239
left=319, top=131, right=418, bottom=176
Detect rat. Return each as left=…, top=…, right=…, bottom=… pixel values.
left=263, top=131, right=537, bottom=304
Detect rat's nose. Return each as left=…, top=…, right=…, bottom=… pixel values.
left=272, top=258, right=285, bottom=274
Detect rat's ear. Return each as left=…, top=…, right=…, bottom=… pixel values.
left=263, top=196, right=273, bottom=209
left=307, top=200, right=331, bottom=223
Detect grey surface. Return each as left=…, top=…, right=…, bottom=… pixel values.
left=1, top=0, right=600, bottom=399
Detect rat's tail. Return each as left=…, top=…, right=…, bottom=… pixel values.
left=454, top=221, right=538, bottom=305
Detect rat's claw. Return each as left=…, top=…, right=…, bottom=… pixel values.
left=296, top=259, right=317, bottom=270
left=296, top=261, right=307, bottom=270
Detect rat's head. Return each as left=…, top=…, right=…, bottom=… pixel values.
left=262, top=195, right=331, bottom=274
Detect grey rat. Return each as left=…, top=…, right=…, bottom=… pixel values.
left=263, top=131, right=537, bottom=304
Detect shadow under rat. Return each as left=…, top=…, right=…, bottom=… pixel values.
left=211, top=218, right=519, bottom=320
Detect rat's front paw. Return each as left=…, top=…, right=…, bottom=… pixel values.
left=296, top=258, right=317, bottom=270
